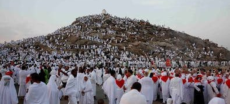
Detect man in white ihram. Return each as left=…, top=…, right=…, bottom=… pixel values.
left=79, top=75, right=94, bottom=104
left=18, top=65, right=34, bottom=97
left=25, top=73, right=49, bottom=104
left=120, top=82, right=147, bottom=104
left=169, top=69, right=184, bottom=104
left=89, top=68, right=97, bottom=100
left=47, top=75, right=60, bottom=104
left=123, top=69, right=137, bottom=92
left=102, top=70, right=117, bottom=104
left=65, top=68, right=79, bottom=104
left=138, top=69, right=154, bottom=104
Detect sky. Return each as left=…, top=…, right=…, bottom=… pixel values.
left=0, top=0, right=230, bottom=49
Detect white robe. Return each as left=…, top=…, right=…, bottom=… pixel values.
left=186, top=77, right=195, bottom=104
left=115, top=74, right=124, bottom=104
left=207, top=82, right=219, bottom=102
left=18, top=70, right=32, bottom=96
left=182, top=80, right=191, bottom=104
left=160, top=77, right=170, bottom=103
left=89, top=71, right=97, bottom=96
left=208, top=97, right=225, bottom=104
left=79, top=79, right=94, bottom=104
left=139, top=77, right=154, bottom=104
left=0, top=76, right=18, bottom=104
left=124, top=75, right=137, bottom=92
left=169, top=77, right=183, bottom=104
left=96, top=69, right=103, bottom=85
left=13, top=66, right=20, bottom=84
left=102, top=76, right=117, bottom=104
left=116, top=83, right=124, bottom=104
left=223, top=80, right=230, bottom=104
left=152, top=77, right=159, bottom=101
left=120, top=89, right=147, bottom=104
left=76, top=73, right=85, bottom=94
left=202, top=79, right=209, bottom=104
left=65, top=75, right=79, bottom=104
left=103, top=73, right=110, bottom=83
left=47, top=75, right=60, bottom=104
left=25, top=82, right=49, bottom=104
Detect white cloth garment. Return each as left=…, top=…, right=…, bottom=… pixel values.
left=18, top=70, right=32, bottom=97
left=208, top=97, right=225, bottom=104
left=124, top=75, right=137, bottom=92
left=160, top=75, right=170, bottom=103
left=120, top=89, right=147, bottom=104
left=0, top=75, right=18, bottom=104
left=207, top=81, right=219, bottom=102
left=115, top=74, right=124, bottom=104
left=60, top=68, right=70, bottom=84
left=181, top=78, right=190, bottom=104
left=139, top=76, right=154, bottom=104
left=47, top=75, right=60, bottom=104
left=13, top=66, right=20, bottom=84
left=65, top=74, right=79, bottom=104
left=202, top=78, right=208, bottom=104
left=79, top=76, right=94, bottom=104
left=89, top=70, right=97, bottom=96
left=76, top=73, right=85, bottom=97
left=169, top=77, right=184, bottom=104
left=152, top=76, right=159, bottom=101
left=25, top=82, right=49, bottom=104
left=187, top=76, right=195, bottom=104
left=102, top=76, right=117, bottom=104
left=103, top=73, right=110, bottom=83
left=96, top=68, right=103, bottom=85
left=223, top=78, right=230, bottom=104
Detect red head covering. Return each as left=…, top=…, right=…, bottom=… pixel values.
left=137, top=74, right=143, bottom=79
left=188, top=77, right=194, bottom=83
left=194, top=75, right=203, bottom=83
left=5, top=71, right=13, bottom=76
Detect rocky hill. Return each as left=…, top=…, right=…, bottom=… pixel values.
left=1, top=12, right=230, bottom=61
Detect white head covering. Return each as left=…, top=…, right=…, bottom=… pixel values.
left=208, top=97, right=225, bottom=104
left=144, top=69, right=149, bottom=72
left=138, top=70, right=143, bottom=76
left=117, top=74, right=122, bottom=81
left=208, top=76, right=214, bottom=81
left=181, top=73, right=186, bottom=79
left=161, top=72, right=167, bottom=76
left=0, top=75, right=18, bottom=104
left=82, top=75, right=94, bottom=103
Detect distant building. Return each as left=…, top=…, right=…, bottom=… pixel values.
left=101, top=9, right=107, bottom=15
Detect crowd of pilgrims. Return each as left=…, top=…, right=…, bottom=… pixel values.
left=0, top=12, right=224, bottom=61
left=0, top=54, right=230, bottom=104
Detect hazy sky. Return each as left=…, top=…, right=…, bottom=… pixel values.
left=0, top=0, right=230, bottom=49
